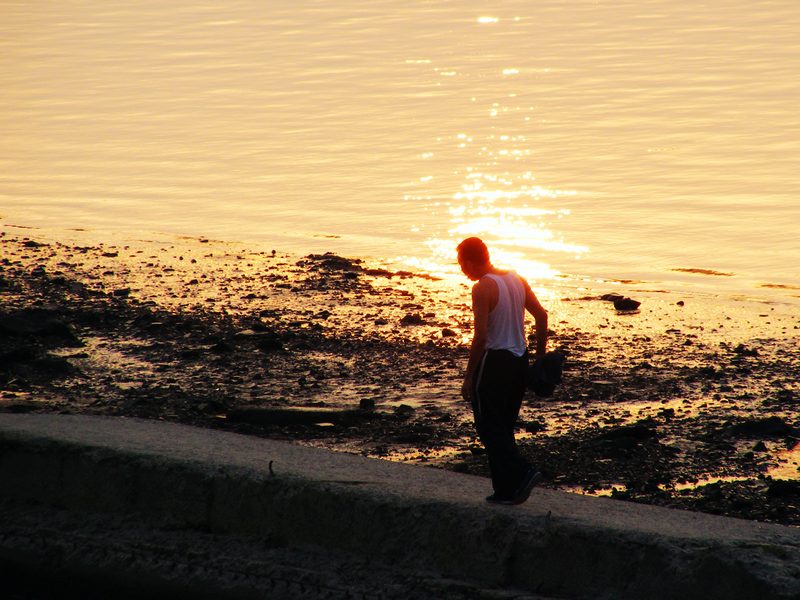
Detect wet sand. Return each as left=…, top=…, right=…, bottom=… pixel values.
left=1, top=228, right=799, bottom=526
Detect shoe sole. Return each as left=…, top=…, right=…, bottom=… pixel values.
left=508, top=470, right=542, bottom=505
left=485, top=495, right=514, bottom=505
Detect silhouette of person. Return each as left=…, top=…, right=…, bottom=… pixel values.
left=457, top=237, right=548, bottom=504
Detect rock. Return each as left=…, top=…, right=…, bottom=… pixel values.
left=306, top=253, right=363, bottom=272
left=767, top=479, right=800, bottom=498
left=733, top=344, right=758, bottom=357
left=523, top=420, right=546, bottom=434
left=256, top=336, right=284, bottom=353
left=613, top=297, right=641, bottom=311
left=400, top=313, right=425, bottom=326
left=441, top=328, right=457, bottom=337
left=658, top=408, right=676, bottom=420
left=600, top=293, right=624, bottom=302
left=0, top=348, right=39, bottom=367
left=359, top=398, right=376, bottom=410
left=364, top=268, right=394, bottom=277
left=210, top=341, right=233, bottom=354
left=374, top=318, right=388, bottom=326
left=0, top=349, right=76, bottom=380
left=112, top=288, right=131, bottom=298
left=752, top=441, right=768, bottom=452
left=394, top=404, right=415, bottom=418
left=0, top=310, right=83, bottom=347
left=726, top=417, right=796, bottom=438
left=676, top=300, right=685, bottom=306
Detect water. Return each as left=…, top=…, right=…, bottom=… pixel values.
left=2, top=0, right=799, bottom=304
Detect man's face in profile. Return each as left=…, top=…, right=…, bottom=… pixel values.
left=458, top=255, right=481, bottom=281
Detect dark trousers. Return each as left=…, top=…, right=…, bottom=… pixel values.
left=471, top=349, right=530, bottom=498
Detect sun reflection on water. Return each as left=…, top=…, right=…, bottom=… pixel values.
left=408, top=166, right=587, bottom=286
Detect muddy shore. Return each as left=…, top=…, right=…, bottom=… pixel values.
left=1, top=229, right=799, bottom=526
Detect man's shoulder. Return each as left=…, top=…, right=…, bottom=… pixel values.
left=473, top=275, right=499, bottom=299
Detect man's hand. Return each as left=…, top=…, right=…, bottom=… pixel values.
left=461, top=378, right=473, bottom=402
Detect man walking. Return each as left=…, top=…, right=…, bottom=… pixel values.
left=457, top=237, right=548, bottom=504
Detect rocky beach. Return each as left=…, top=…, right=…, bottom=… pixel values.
left=2, top=228, right=799, bottom=526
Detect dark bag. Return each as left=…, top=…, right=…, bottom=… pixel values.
left=526, top=351, right=565, bottom=397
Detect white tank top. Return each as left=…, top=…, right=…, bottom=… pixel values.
left=483, top=272, right=527, bottom=357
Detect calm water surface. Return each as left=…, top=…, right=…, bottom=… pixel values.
left=2, top=0, right=799, bottom=304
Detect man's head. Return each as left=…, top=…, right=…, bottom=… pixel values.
left=457, top=237, right=491, bottom=280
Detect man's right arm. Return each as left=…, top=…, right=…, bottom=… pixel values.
left=462, top=281, right=490, bottom=401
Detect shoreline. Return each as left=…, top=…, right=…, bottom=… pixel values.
left=1, top=228, right=799, bottom=526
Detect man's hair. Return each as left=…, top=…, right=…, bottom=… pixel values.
left=457, top=237, right=490, bottom=264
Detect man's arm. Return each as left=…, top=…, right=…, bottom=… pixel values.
left=461, top=280, right=491, bottom=401
left=523, top=279, right=548, bottom=357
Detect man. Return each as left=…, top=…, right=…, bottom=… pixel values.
left=457, top=237, right=548, bottom=505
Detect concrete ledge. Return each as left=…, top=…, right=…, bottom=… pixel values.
left=1, top=414, right=799, bottom=599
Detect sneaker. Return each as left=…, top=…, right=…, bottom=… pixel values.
left=508, top=467, right=542, bottom=505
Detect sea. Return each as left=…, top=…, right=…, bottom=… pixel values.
left=2, top=0, right=799, bottom=307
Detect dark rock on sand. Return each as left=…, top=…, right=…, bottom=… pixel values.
left=400, top=313, right=425, bottom=326
left=364, top=268, right=394, bottom=277
left=586, top=423, right=659, bottom=454
left=767, top=479, right=800, bottom=498
left=234, top=328, right=286, bottom=352
left=257, top=336, right=285, bottom=353
left=0, top=309, right=83, bottom=348
left=613, top=297, right=641, bottom=311
left=306, top=253, right=363, bottom=272
left=210, top=340, right=234, bottom=354
left=0, top=348, right=39, bottom=367
left=733, top=344, right=758, bottom=357
left=0, top=275, right=18, bottom=291
left=394, top=404, right=415, bottom=418
left=0, top=348, right=76, bottom=381
left=725, top=416, right=796, bottom=438
left=523, top=420, right=547, bottom=434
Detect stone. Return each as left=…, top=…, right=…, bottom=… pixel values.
left=614, top=297, right=641, bottom=311
left=767, top=480, right=800, bottom=498
left=400, top=313, right=425, bottom=326
left=726, top=417, right=796, bottom=438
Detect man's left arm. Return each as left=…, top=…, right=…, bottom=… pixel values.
left=462, top=281, right=490, bottom=401
left=522, top=279, right=548, bottom=357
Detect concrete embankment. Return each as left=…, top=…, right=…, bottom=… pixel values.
left=1, top=414, right=799, bottom=599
